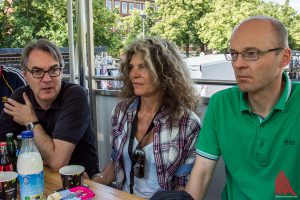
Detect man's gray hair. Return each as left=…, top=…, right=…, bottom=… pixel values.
left=20, top=39, right=64, bottom=71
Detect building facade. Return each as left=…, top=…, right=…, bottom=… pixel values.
left=104, top=0, right=155, bottom=16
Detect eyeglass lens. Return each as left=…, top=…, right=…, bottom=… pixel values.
left=225, top=48, right=283, bottom=61
left=225, top=50, right=259, bottom=61
left=29, top=67, right=62, bottom=78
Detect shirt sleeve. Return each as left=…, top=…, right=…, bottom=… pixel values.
left=196, top=94, right=221, bottom=160
left=174, top=111, right=201, bottom=187
left=110, top=102, right=130, bottom=161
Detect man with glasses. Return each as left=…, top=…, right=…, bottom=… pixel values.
left=0, top=39, right=100, bottom=178
left=185, top=16, right=300, bottom=199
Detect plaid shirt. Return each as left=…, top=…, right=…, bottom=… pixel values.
left=111, top=97, right=201, bottom=190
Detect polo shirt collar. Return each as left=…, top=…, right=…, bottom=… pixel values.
left=239, top=71, right=292, bottom=112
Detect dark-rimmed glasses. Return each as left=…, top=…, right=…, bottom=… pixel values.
left=26, top=65, right=63, bottom=79
left=133, top=146, right=145, bottom=178
left=224, top=47, right=284, bottom=61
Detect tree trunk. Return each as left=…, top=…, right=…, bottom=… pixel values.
left=185, top=43, right=189, bottom=57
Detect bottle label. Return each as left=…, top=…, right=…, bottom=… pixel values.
left=0, top=163, right=13, bottom=172
left=19, top=171, right=44, bottom=200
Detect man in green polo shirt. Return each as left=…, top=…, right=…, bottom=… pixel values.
left=185, top=16, right=300, bottom=199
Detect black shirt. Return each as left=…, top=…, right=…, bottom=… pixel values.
left=0, top=81, right=99, bottom=177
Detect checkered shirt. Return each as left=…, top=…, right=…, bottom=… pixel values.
left=110, top=97, right=201, bottom=190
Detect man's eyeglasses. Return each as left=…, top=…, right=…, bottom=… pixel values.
left=224, top=47, right=284, bottom=61
left=133, top=146, right=145, bottom=178
left=26, top=65, right=63, bottom=79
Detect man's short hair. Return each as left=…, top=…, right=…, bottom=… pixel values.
left=20, top=39, right=65, bottom=71
left=237, top=15, right=289, bottom=48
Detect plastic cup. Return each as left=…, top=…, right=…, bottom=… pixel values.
left=0, top=171, right=18, bottom=200
left=59, top=165, right=85, bottom=189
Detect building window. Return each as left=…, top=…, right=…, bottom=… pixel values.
left=129, top=3, right=134, bottom=13
left=106, top=0, right=112, bottom=10
left=136, top=3, right=141, bottom=10
left=142, top=3, right=145, bottom=10
left=114, top=1, right=120, bottom=12
left=114, top=1, right=120, bottom=8
left=122, top=2, right=127, bottom=14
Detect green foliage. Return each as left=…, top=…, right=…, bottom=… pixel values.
left=121, top=2, right=156, bottom=48
left=151, top=0, right=211, bottom=56
left=93, top=1, right=123, bottom=57
left=196, top=0, right=300, bottom=52
left=0, top=1, right=10, bottom=47
left=1, top=0, right=300, bottom=55
left=0, top=0, right=69, bottom=47
left=121, top=11, right=143, bottom=47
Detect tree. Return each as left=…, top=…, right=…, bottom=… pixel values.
left=266, top=1, right=300, bottom=50
left=150, top=0, right=211, bottom=57
left=0, top=0, right=124, bottom=56
left=196, top=0, right=300, bottom=52
left=120, top=2, right=156, bottom=48
left=121, top=10, right=143, bottom=47
left=0, top=0, right=69, bottom=47
left=93, top=1, right=123, bottom=57
left=0, top=0, right=12, bottom=47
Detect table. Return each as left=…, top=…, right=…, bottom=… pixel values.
left=43, top=167, right=145, bottom=200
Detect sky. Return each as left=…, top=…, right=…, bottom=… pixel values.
left=264, top=0, right=300, bottom=12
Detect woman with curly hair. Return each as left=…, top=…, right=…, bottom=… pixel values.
left=93, top=37, right=201, bottom=199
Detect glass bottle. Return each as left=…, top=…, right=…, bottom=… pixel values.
left=6, top=133, right=16, bottom=170
left=0, top=141, right=13, bottom=172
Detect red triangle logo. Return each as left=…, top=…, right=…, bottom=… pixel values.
left=275, top=171, right=297, bottom=197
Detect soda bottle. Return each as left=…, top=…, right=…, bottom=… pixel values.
left=17, top=130, right=44, bottom=200
left=6, top=133, right=16, bottom=170
left=0, top=142, right=13, bottom=172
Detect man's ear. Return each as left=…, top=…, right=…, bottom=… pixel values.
left=280, top=48, right=291, bottom=69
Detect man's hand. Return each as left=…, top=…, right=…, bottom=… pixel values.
left=3, top=92, right=38, bottom=126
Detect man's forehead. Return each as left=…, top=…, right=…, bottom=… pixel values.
left=27, top=50, right=59, bottom=67
left=31, top=64, right=60, bottom=70
left=229, top=20, right=275, bottom=50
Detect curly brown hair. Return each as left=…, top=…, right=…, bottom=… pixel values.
left=119, top=37, right=199, bottom=119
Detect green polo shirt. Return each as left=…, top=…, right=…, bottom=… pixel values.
left=196, top=72, right=300, bottom=199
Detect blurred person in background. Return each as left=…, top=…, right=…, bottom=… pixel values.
left=0, top=65, right=26, bottom=111
left=92, top=37, right=201, bottom=199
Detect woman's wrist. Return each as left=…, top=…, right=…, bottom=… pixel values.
left=92, top=172, right=107, bottom=185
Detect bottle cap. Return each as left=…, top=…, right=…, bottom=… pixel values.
left=21, top=130, right=34, bottom=139
left=6, top=133, right=13, bottom=138
left=0, top=142, right=7, bottom=146
left=17, top=135, right=22, bottom=140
